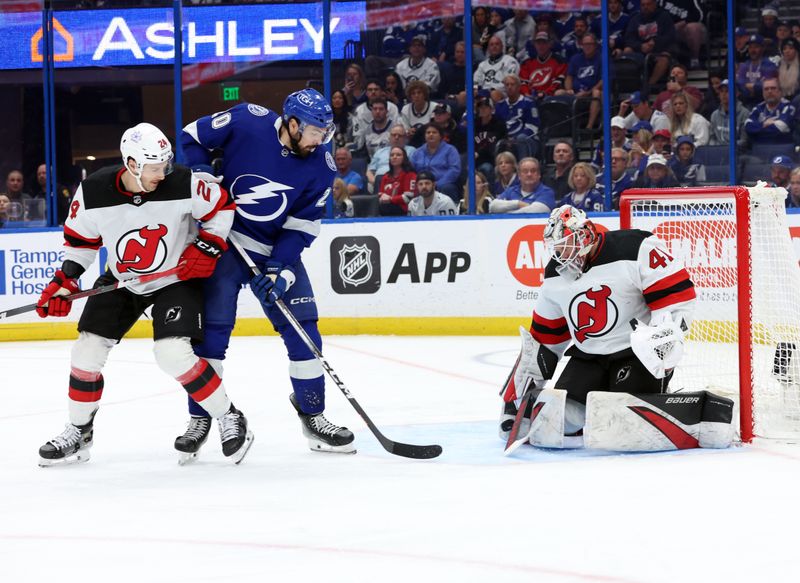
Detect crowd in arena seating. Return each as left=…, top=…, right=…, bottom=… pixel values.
left=328, top=1, right=800, bottom=217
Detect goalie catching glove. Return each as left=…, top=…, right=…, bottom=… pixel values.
left=630, top=313, right=687, bottom=379
left=251, top=261, right=296, bottom=307
left=177, top=231, right=228, bottom=280
left=36, top=269, right=81, bottom=318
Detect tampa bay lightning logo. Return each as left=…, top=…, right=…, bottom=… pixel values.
left=230, top=173, right=293, bottom=222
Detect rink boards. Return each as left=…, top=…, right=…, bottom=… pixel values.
left=2, top=212, right=800, bottom=341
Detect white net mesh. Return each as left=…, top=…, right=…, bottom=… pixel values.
left=624, top=186, right=800, bottom=440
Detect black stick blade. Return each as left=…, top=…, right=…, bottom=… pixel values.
left=388, top=442, right=443, bottom=459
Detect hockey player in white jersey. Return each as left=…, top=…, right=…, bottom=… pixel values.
left=407, top=170, right=458, bottom=216
left=36, top=123, right=253, bottom=466
left=500, top=205, right=734, bottom=452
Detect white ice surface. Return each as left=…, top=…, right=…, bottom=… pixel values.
left=1, top=335, right=799, bottom=583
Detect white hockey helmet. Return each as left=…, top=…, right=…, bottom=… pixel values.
left=543, top=204, right=598, bottom=278
left=120, top=122, right=174, bottom=191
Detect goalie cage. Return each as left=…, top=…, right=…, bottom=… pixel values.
left=620, top=185, right=800, bottom=442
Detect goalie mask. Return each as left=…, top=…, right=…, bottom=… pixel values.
left=120, top=123, right=174, bottom=193
left=544, top=205, right=598, bottom=278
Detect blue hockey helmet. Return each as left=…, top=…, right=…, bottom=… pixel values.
left=282, top=88, right=335, bottom=144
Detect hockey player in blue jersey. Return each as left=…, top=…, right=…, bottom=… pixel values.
left=176, top=89, right=355, bottom=462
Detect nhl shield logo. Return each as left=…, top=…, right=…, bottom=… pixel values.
left=338, top=244, right=372, bottom=287
left=330, top=236, right=381, bottom=294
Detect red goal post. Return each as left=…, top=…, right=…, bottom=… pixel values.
left=620, top=186, right=800, bottom=442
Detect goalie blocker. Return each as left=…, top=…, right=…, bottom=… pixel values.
left=519, top=388, right=734, bottom=451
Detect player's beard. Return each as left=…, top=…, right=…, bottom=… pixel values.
left=289, top=129, right=314, bottom=158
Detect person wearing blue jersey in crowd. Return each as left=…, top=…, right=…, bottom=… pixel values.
left=177, top=89, right=356, bottom=462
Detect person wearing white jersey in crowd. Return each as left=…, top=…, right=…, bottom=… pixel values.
left=407, top=170, right=458, bottom=216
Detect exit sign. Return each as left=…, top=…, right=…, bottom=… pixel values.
left=221, top=84, right=240, bottom=102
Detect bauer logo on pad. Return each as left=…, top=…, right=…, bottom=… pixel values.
left=330, top=236, right=381, bottom=294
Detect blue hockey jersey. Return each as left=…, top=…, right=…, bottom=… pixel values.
left=181, top=103, right=336, bottom=267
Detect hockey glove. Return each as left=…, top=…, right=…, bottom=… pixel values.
left=36, top=269, right=80, bottom=318
left=250, top=261, right=296, bottom=307
left=630, top=314, right=686, bottom=379
left=177, top=231, right=228, bottom=281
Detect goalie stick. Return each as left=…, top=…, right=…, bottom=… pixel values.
left=0, top=265, right=184, bottom=321
left=503, top=381, right=539, bottom=456
left=229, top=235, right=443, bottom=460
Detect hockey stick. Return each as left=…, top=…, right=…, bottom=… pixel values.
left=0, top=265, right=183, bottom=320
left=229, top=236, right=443, bottom=460
left=503, top=381, right=539, bottom=455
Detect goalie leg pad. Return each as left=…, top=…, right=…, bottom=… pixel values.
left=584, top=390, right=734, bottom=451
left=528, top=388, right=566, bottom=448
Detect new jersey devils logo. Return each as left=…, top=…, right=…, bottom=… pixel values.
left=116, top=224, right=168, bottom=274
left=569, top=285, right=618, bottom=343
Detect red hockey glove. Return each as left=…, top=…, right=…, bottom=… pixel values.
left=177, top=231, right=228, bottom=280
left=36, top=269, right=80, bottom=318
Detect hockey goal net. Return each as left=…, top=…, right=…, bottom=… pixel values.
left=620, top=186, right=800, bottom=442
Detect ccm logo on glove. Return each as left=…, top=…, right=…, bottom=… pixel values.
left=177, top=231, right=228, bottom=280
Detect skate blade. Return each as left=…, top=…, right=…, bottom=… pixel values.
left=308, top=440, right=357, bottom=454
left=231, top=431, right=254, bottom=465
left=38, top=450, right=91, bottom=467
left=177, top=451, right=200, bottom=466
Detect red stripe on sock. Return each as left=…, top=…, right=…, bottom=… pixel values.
left=69, top=387, right=103, bottom=402
left=191, top=374, right=221, bottom=403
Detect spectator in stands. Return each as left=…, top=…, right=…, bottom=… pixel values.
left=543, top=141, right=576, bottom=201
left=334, top=148, right=365, bottom=196
left=619, top=91, right=670, bottom=132
left=736, top=34, right=778, bottom=107
left=378, top=146, right=418, bottom=216
left=553, top=11, right=576, bottom=45
left=30, top=163, right=72, bottom=224
left=669, top=91, right=711, bottom=146
left=793, top=21, right=800, bottom=43
left=440, top=41, right=468, bottom=108
left=407, top=170, right=458, bottom=216
left=493, top=150, right=519, bottom=196
left=460, top=171, right=493, bottom=214
left=709, top=79, right=750, bottom=146
left=560, top=162, right=604, bottom=211
left=635, top=153, right=680, bottom=187
left=505, top=9, right=537, bottom=59
left=3, top=169, right=27, bottom=203
left=410, top=123, right=461, bottom=202
left=628, top=143, right=648, bottom=180
left=395, top=36, right=441, bottom=96
left=342, top=63, right=367, bottom=107
left=384, top=71, right=406, bottom=110
left=486, top=10, right=510, bottom=51
left=332, top=178, right=354, bottom=219
left=769, top=155, right=793, bottom=188
left=660, top=0, right=707, bottom=70
left=610, top=116, right=632, bottom=150
left=434, top=16, right=463, bottom=63
left=431, top=103, right=466, bottom=152
left=474, top=35, right=520, bottom=102
left=759, top=6, right=780, bottom=53
left=354, top=97, right=396, bottom=159
left=331, top=89, right=353, bottom=150
left=602, top=147, right=635, bottom=209
left=787, top=167, right=800, bottom=207
left=744, top=77, right=797, bottom=145
left=651, top=128, right=672, bottom=157
left=352, top=81, right=401, bottom=141
left=556, top=32, right=602, bottom=129
left=489, top=157, right=555, bottom=214
left=778, top=38, right=800, bottom=100
left=471, top=6, right=490, bottom=62
left=473, top=96, right=508, bottom=181
left=774, top=21, right=793, bottom=58
left=0, top=193, right=9, bottom=228
left=593, top=0, right=629, bottom=58
left=495, top=74, right=539, bottom=146
left=668, top=135, right=706, bottom=186
left=366, top=124, right=416, bottom=194
left=700, top=70, right=724, bottom=119
left=654, top=64, right=703, bottom=115
left=623, top=0, right=676, bottom=86
left=562, top=15, right=589, bottom=61
left=401, top=80, right=436, bottom=147
left=519, top=32, right=567, bottom=99
left=734, top=27, right=751, bottom=64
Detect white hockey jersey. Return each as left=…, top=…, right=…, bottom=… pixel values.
left=62, top=165, right=234, bottom=295
left=395, top=57, right=441, bottom=93
left=474, top=54, right=520, bottom=93
left=407, top=191, right=459, bottom=216
left=351, top=101, right=401, bottom=139
left=531, top=229, right=695, bottom=358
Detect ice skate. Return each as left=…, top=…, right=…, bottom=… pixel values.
left=174, top=416, right=212, bottom=465
left=290, top=393, right=356, bottom=454
left=39, top=420, right=94, bottom=467
left=218, top=405, right=254, bottom=464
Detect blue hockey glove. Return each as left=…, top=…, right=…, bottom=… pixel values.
left=250, top=261, right=296, bottom=307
